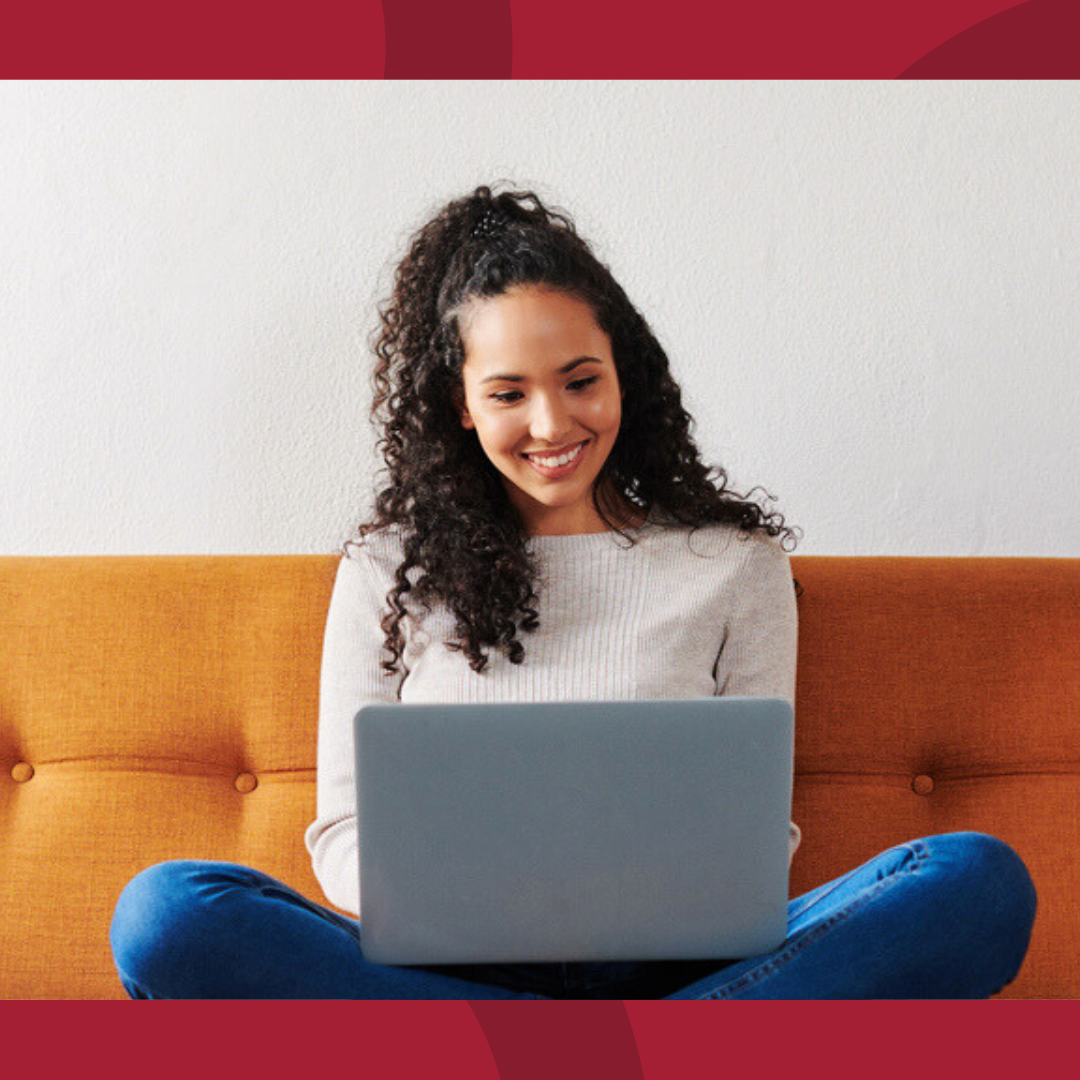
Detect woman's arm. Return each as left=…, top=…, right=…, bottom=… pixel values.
left=714, top=533, right=798, bottom=705
left=713, top=533, right=801, bottom=857
left=304, top=546, right=404, bottom=915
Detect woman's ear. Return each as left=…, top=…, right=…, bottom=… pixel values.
left=452, top=385, right=475, bottom=430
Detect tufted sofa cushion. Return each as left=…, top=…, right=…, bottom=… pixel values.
left=0, top=557, right=337, bottom=999
left=1, top=555, right=1078, bottom=998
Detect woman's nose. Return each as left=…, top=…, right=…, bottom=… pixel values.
left=528, top=394, right=573, bottom=443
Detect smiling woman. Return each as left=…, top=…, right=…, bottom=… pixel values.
left=455, top=286, right=627, bottom=536
left=355, top=186, right=796, bottom=680
left=108, top=184, right=1036, bottom=1000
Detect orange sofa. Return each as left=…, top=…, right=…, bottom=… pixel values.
left=1, top=555, right=1077, bottom=999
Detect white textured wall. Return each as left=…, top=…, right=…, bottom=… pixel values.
left=3, top=81, right=1077, bottom=555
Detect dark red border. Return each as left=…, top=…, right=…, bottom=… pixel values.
left=5, top=0, right=1077, bottom=1069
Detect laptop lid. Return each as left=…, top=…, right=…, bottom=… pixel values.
left=354, top=697, right=793, bottom=965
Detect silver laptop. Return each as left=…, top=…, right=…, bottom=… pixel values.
left=354, top=697, right=793, bottom=966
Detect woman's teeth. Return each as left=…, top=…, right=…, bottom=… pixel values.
left=528, top=443, right=584, bottom=468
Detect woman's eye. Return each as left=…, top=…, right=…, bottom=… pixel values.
left=568, top=376, right=599, bottom=392
left=491, top=391, right=523, bottom=404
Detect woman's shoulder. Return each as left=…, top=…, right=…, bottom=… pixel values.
left=341, top=525, right=406, bottom=576
left=647, top=514, right=789, bottom=564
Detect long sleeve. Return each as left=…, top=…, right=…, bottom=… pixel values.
left=304, top=548, right=404, bottom=915
left=713, top=533, right=801, bottom=859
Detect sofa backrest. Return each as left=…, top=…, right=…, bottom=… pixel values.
left=1, top=555, right=1077, bottom=998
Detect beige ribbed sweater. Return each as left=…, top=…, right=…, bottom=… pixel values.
left=305, top=518, right=799, bottom=916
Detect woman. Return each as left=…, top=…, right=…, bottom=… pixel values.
left=110, top=185, right=1036, bottom=998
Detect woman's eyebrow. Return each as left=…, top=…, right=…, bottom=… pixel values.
left=479, top=356, right=603, bottom=384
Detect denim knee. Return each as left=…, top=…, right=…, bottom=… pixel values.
left=923, top=831, right=1037, bottom=991
left=110, top=859, right=253, bottom=997
left=934, top=832, right=1036, bottom=930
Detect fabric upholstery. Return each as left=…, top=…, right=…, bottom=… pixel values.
left=788, top=557, right=1080, bottom=999
left=1, top=555, right=1076, bottom=998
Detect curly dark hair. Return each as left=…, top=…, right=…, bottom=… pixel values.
left=348, top=184, right=799, bottom=676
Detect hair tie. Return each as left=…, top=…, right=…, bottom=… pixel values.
left=471, top=208, right=506, bottom=239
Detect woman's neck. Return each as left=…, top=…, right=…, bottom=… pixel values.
left=523, top=491, right=648, bottom=538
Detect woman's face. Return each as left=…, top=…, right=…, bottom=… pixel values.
left=456, top=285, right=623, bottom=536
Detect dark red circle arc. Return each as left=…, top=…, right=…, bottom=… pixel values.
left=898, top=0, right=1080, bottom=77
left=382, top=0, right=513, bottom=78
left=470, top=1000, right=645, bottom=1080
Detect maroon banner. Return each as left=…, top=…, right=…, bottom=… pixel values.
left=4, top=1001, right=1079, bottom=1077
left=1, top=0, right=1077, bottom=76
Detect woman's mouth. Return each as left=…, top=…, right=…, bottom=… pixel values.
left=522, top=440, right=588, bottom=479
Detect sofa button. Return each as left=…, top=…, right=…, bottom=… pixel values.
left=235, top=772, right=258, bottom=794
left=11, top=762, right=35, bottom=783
left=912, top=774, right=935, bottom=796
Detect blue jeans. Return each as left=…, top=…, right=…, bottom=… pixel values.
left=110, top=831, right=1035, bottom=999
